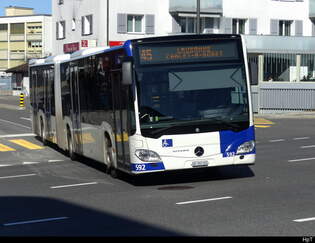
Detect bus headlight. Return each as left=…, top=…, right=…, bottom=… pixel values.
left=236, top=140, right=255, bottom=155
left=135, top=149, right=162, bottom=162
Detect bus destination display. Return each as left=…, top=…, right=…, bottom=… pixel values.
left=138, top=41, right=239, bottom=65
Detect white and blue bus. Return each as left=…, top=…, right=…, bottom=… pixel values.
left=29, top=34, right=255, bottom=177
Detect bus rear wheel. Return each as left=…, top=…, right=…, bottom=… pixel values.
left=40, top=118, right=47, bottom=146
left=67, top=129, right=77, bottom=161
left=104, top=136, right=117, bottom=178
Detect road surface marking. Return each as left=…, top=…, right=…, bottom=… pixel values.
left=20, top=117, right=31, bottom=121
left=293, top=217, right=315, bottom=223
left=9, top=139, right=44, bottom=150
left=300, top=145, right=315, bottom=149
left=0, top=143, right=16, bottom=152
left=48, top=159, right=64, bottom=163
left=255, top=125, right=271, bottom=128
left=0, top=173, right=37, bottom=180
left=288, top=157, right=315, bottom=163
left=50, top=182, right=98, bottom=189
left=23, top=162, right=40, bottom=165
left=176, top=196, right=232, bottom=205
left=269, top=139, right=285, bottom=143
left=293, top=137, right=310, bottom=140
left=254, top=118, right=274, bottom=125
left=0, top=118, right=31, bottom=129
left=3, top=217, right=69, bottom=227
left=0, top=133, right=35, bottom=138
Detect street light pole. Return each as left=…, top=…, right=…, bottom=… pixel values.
left=196, top=0, right=201, bottom=34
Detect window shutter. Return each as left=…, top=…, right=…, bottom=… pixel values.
left=295, top=20, right=303, bottom=36
left=117, top=13, right=127, bottom=34
left=81, top=16, right=85, bottom=35
left=220, top=17, right=232, bottom=34
left=145, top=14, right=155, bottom=34
left=90, top=15, right=93, bottom=35
left=249, top=18, right=257, bottom=35
left=56, top=22, right=59, bottom=39
left=270, top=19, right=279, bottom=35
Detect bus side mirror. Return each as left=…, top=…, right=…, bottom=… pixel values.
left=122, top=61, right=133, bottom=86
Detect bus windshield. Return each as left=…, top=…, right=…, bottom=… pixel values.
left=135, top=63, right=249, bottom=138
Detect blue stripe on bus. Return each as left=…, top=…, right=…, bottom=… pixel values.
left=219, top=126, right=256, bottom=157
left=123, top=40, right=133, bottom=56
left=131, top=162, right=165, bottom=172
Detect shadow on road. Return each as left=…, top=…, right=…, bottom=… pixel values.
left=0, top=196, right=184, bottom=236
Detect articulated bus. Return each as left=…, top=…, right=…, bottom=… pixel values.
left=29, top=34, right=255, bottom=177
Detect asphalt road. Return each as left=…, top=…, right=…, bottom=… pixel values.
left=0, top=95, right=314, bottom=237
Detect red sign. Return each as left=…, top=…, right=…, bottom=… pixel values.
left=109, top=41, right=125, bottom=47
left=63, top=42, right=80, bottom=53
left=81, top=40, right=89, bottom=48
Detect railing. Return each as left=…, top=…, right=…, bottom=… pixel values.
left=252, top=83, right=315, bottom=113
left=169, top=0, right=222, bottom=13
left=10, top=34, right=24, bottom=41
left=0, top=32, right=8, bottom=41
left=27, top=33, right=42, bottom=41
left=10, top=52, right=25, bottom=60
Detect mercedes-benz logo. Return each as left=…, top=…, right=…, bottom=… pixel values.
left=194, top=146, right=204, bottom=157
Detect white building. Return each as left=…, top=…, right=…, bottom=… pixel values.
left=52, top=0, right=315, bottom=113
left=0, top=6, right=53, bottom=71
left=52, top=0, right=315, bottom=55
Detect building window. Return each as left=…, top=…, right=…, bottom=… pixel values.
left=82, top=15, right=93, bottom=36
left=264, top=53, right=296, bottom=82
left=72, top=18, right=76, bottom=31
left=56, top=21, right=66, bottom=40
left=127, top=15, right=143, bottom=33
left=178, top=17, right=219, bottom=34
left=232, top=19, right=246, bottom=34
left=301, top=54, right=315, bottom=81
left=279, top=20, right=292, bottom=36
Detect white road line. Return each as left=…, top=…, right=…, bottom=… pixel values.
left=0, top=173, right=37, bottom=180
left=293, top=137, right=310, bottom=140
left=288, top=157, right=315, bottom=163
left=50, top=182, right=98, bottom=189
left=3, top=217, right=69, bottom=226
left=48, top=159, right=64, bottom=163
left=269, top=139, right=285, bottom=143
left=0, top=133, right=35, bottom=138
left=293, top=217, right=315, bottom=223
left=23, top=162, right=40, bottom=165
left=300, top=145, right=315, bottom=149
left=20, top=117, right=31, bottom=121
left=176, top=196, right=232, bottom=205
left=0, top=118, right=31, bottom=129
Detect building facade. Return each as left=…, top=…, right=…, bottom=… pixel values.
left=52, top=0, right=315, bottom=113
left=0, top=6, right=53, bottom=73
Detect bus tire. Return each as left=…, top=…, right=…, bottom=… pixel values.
left=67, top=128, right=77, bottom=161
left=104, top=135, right=117, bottom=178
left=40, top=117, right=47, bottom=146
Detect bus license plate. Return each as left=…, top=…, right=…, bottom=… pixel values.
left=191, top=160, right=209, bottom=167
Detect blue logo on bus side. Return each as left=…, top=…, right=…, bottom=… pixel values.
left=162, top=139, right=173, bottom=148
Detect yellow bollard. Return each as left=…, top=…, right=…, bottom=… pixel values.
left=19, top=92, right=25, bottom=109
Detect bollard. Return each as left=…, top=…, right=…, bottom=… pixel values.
left=19, top=92, right=25, bottom=110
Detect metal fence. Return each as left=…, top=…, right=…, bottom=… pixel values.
left=251, top=83, right=315, bottom=113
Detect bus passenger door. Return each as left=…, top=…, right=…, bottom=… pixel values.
left=31, top=70, right=39, bottom=134
left=44, top=69, right=52, bottom=141
left=111, top=71, right=130, bottom=168
left=70, top=65, right=82, bottom=154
